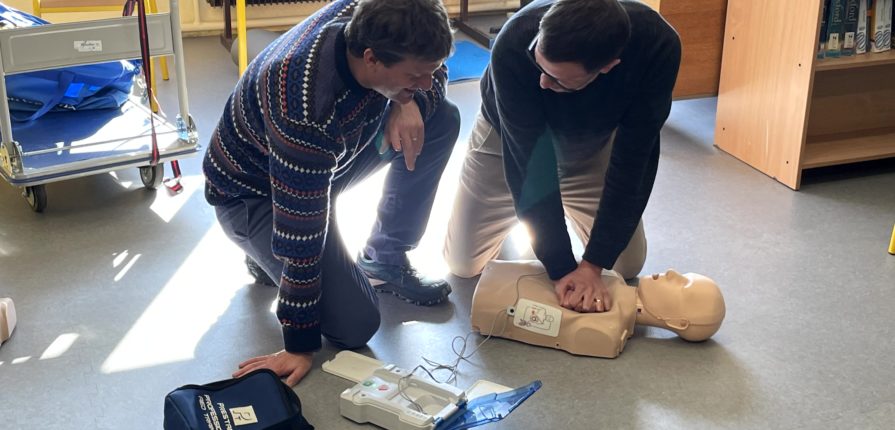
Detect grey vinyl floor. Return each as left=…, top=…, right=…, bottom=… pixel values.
left=1, top=36, right=894, bottom=429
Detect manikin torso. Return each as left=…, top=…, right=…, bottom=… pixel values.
left=470, top=261, right=725, bottom=358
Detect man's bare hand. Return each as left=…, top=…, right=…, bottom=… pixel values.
left=553, top=260, right=612, bottom=313
left=382, top=101, right=425, bottom=171
left=234, top=350, right=313, bottom=387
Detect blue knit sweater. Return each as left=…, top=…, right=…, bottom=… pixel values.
left=203, top=0, right=447, bottom=352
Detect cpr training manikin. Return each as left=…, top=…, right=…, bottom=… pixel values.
left=1, top=297, right=15, bottom=346
left=470, top=261, right=725, bottom=358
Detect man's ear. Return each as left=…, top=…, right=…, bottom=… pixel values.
left=362, top=48, right=380, bottom=68
left=600, top=58, right=622, bottom=74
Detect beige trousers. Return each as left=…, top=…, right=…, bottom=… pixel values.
left=444, top=113, right=646, bottom=279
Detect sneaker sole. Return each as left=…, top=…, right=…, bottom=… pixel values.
left=246, top=258, right=277, bottom=287
left=371, top=282, right=451, bottom=306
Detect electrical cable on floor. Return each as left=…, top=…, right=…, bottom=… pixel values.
left=395, top=271, right=547, bottom=411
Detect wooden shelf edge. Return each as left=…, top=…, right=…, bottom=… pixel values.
left=802, top=131, right=895, bottom=169
left=814, top=50, right=895, bottom=72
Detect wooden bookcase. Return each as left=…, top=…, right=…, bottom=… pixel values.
left=645, top=0, right=728, bottom=99
left=715, top=0, right=895, bottom=190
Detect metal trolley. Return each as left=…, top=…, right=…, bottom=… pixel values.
left=0, top=0, right=199, bottom=212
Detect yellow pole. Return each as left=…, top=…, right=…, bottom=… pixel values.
left=237, top=0, right=248, bottom=75
left=149, top=61, right=159, bottom=113
left=148, top=0, right=170, bottom=81
left=889, top=224, right=895, bottom=255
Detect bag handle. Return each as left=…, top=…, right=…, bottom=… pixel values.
left=26, top=66, right=126, bottom=89
left=125, top=0, right=183, bottom=193
left=125, top=0, right=159, bottom=166
left=10, top=71, right=75, bottom=122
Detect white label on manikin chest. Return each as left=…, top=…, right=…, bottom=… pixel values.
left=513, top=299, right=562, bottom=337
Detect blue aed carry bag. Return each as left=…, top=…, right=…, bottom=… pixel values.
left=0, top=3, right=139, bottom=122
left=163, top=369, right=314, bottom=430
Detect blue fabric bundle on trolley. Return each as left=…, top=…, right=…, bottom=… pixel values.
left=0, top=3, right=138, bottom=122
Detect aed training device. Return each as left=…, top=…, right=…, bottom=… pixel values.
left=342, top=364, right=464, bottom=429
left=323, top=351, right=541, bottom=430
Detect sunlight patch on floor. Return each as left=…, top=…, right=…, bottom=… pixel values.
left=100, top=225, right=247, bottom=373
left=39, top=333, right=80, bottom=360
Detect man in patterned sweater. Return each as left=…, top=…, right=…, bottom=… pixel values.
left=203, top=0, right=458, bottom=385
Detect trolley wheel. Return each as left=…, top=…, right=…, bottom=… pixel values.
left=140, top=165, right=164, bottom=189
left=23, top=185, right=47, bottom=213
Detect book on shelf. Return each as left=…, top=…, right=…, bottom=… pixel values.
left=856, top=0, right=869, bottom=54
left=820, top=0, right=831, bottom=58
left=827, top=0, right=845, bottom=57
left=870, top=0, right=892, bottom=52
left=842, top=0, right=860, bottom=55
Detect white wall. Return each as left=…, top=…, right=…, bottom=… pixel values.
left=8, top=0, right=518, bottom=34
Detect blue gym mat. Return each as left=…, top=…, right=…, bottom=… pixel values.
left=446, top=40, right=491, bottom=83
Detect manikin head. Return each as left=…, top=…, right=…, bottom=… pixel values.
left=637, top=270, right=726, bottom=341
left=345, top=0, right=452, bottom=103
left=531, top=0, right=630, bottom=92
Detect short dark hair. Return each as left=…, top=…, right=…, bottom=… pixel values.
left=345, top=0, right=453, bottom=66
left=538, top=0, right=631, bottom=72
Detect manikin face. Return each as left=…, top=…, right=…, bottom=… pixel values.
left=638, top=270, right=726, bottom=341
left=527, top=37, right=621, bottom=93
left=362, top=49, right=443, bottom=104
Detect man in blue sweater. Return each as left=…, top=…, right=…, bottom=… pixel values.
left=203, top=0, right=458, bottom=385
left=445, top=0, right=680, bottom=313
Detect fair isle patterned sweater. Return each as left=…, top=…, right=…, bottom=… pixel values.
left=202, top=0, right=447, bottom=352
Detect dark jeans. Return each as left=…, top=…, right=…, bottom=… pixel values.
left=215, top=100, right=460, bottom=348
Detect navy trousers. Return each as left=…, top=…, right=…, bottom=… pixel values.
left=215, top=100, right=460, bottom=348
